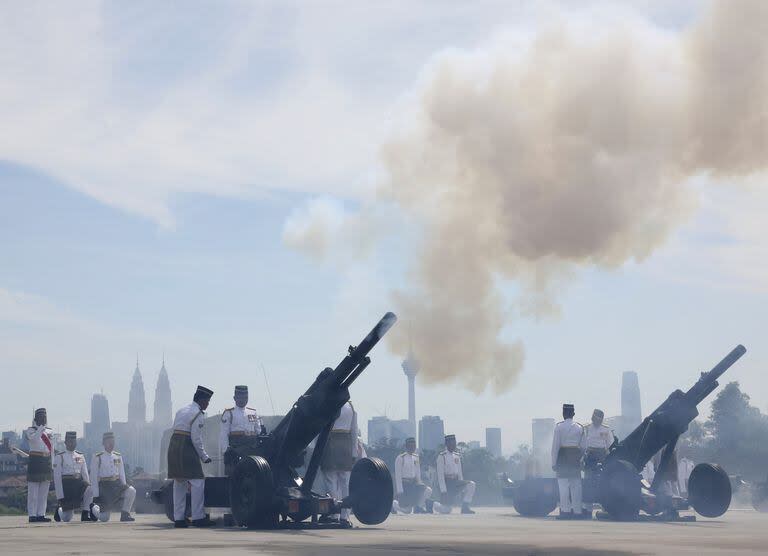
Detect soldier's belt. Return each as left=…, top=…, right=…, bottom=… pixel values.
left=172, top=430, right=191, bottom=436
left=29, top=451, right=49, bottom=457
left=444, top=474, right=459, bottom=480
left=402, top=478, right=418, bottom=484
left=228, top=431, right=256, bottom=437
left=99, top=476, right=120, bottom=482
left=62, top=474, right=82, bottom=480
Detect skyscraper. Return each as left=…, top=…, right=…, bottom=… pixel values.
left=532, top=418, right=556, bottom=477
left=418, top=415, right=445, bottom=452
left=83, top=393, right=112, bottom=458
left=128, top=356, right=146, bottom=424
left=621, top=371, right=642, bottom=438
left=153, top=356, right=172, bottom=428
left=485, top=427, right=502, bottom=458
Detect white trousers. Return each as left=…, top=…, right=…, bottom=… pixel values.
left=173, top=479, right=205, bottom=521
left=27, top=481, right=49, bottom=517
left=558, top=478, right=582, bottom=513
left=60, top=485, right=95, bottom=522
left=393, top=485, right=433, bottom=513
left=321, top=470, right=351, bottom=520
left=98, top=486, right=136, bottom=521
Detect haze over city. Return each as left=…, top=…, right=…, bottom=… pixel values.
left=1, top=0, right=766, bottom=457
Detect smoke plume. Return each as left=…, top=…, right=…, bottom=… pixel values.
left=382, top=0, right=768, bottom=393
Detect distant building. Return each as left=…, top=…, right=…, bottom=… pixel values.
left=485, top=427, right=502, bottom=458
left=128, top=357, right=147, bottom=424
left=614, top=371, right=643, bottom=440
left=1, top=431, right=19, bottom=446
left=466, top=440, right=481, bottom=450
left=390, top=419, right=414, bottom=444
left=418, top=415, right=445, bottom=452
left=83, top=393, right=112, bottom=458
left=153, top=357, right=173, bottom=429
left=0, top=438, right=25, bottom=475
left=401, top=352, right=420, bottom=434
left=368, top=417, right=391, bottom=446
left=531, top=418, right=556, bottom=478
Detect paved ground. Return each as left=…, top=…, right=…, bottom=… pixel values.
left=2, top=509, right=766, bottom=555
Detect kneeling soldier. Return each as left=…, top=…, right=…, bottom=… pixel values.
left=393, top=437, right=432, bottom=514
left=53, top=431, right=96, bottom=522
left=435, top=434, right=475, bottom=514
left=90, top=432, right=136, bottom=522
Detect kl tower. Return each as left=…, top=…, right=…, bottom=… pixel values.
left=401, top=350, right=420, bottom=437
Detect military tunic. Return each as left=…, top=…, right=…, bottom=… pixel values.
left=168, top=402, right=209, bottom=480
left=53, top=450, right=91, bottom=511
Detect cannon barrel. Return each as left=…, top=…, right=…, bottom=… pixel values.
left=607, top=345, right=746, bottom=472
left=266, top=312, right=397, bottom=471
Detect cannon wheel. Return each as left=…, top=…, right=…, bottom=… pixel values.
left=349, top=457, right=393, bottom=525
left=688, top=463, right=731, bottom=518
left=600, top=459, right=641, bottom=521
left=511, top=479, right=558, bottom=517
left=230, top=455, right=277, bottom=528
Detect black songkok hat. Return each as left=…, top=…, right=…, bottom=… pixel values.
left=34, top=408, right=47, bottom=420
left=234, top=385, right=248, bottom=395
left=405, top=437, right=416, bottom=443
left=196, top=385, right=214, bottom=400
left=65, top=431, right=77, bottom=440
left=593, top=408, right=605, bottom=418
left=444, top=434, right=456, bottom=442
left=563, top=404, right=575, bottom=411
left=103, top=431, right=115, bottom=441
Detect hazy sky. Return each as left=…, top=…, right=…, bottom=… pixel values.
left=1, top=0, right=765, bottom=454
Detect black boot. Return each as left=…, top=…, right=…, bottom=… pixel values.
left=81, top=510, right=92, bottom=522
left=120, top=511, right=135, bottom=522
left=37, top=515, right=51, bottom=522
left=28, top=516, right=39, bottom=523
left=174, top=519, right=188, bottom=528
left=556, top=511, right=573, bottom=520
left=191, top=516, right=216, bottom=527
left=53, top=508, right=62, bottom=522
left=461, top=503, right=475, bottom=515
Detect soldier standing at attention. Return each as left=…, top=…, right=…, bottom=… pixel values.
left=393, top=437, right=432, bottom=514
left=552, top=403, right=586, bottom=520
left=318, top=400, right=359, bottom=527
left=434, top=434, right=476, bottom=514
left=168, top=385, right=215, bottom=528
left=53, top=431, right=96, bottom=522
left=219, top=385, right=264, bottom=475
left=90, top=432, right=136, bottom=522
left=581, top=409, right=613, bottom=514
left=25, top=408, right=53, bottom=523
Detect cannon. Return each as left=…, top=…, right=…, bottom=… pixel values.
left=153, top=313, right=397, bottom=528
left=596, top=345, right=747, bottom=521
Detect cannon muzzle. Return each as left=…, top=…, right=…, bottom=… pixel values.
left=685, top=344, right=747, bottom=405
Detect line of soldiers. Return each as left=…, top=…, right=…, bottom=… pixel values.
left=391, top=434, right=476, bottom=515
left=23, top=408, right=136, bottom=523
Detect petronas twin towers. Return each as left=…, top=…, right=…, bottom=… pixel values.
left=127, top=356, right=172, bottom=428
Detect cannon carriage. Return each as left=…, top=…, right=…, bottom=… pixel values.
left=153, top=313, right=397, bottom=528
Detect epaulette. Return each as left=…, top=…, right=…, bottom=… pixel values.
left=556, top=420, right=564, bottom=425
left=246, top=407, right=257, bottom=411
left=74, top=450, right=83, bottom=455
left=55, top=450, right=64, bottom=456
left=95, top=451, right=104, bottom=456
left=113, top=451, right=121, bottom=456
left=224, top=407, right=234, bottom=411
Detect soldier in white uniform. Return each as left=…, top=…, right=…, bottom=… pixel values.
left=53, top=431, right=96, bottom=522
left=434, top=434, right=476, bottom=514
left=24, top=408, right=53, bottom=523
left=318, top=401, right=360, bottom=527
left=220, top=385, right=264, bottom=475
left=168, top=385, right=215, bottom=528
left=581, top=409, right=614, bottom=513
left=678, top=456, right=695, bottom=496
left=392, top=437, right=432, bottom=514
left=551, top=404, right=586, bottom=519
left=90, top=432, right=136, bottom=522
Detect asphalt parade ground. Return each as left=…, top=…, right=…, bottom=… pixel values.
left=2, top=508, right=765, bottom=555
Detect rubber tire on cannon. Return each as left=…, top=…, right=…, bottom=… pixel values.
left=230, top=455, right=277, bottom=528
left=509, top=478, right=558, bottom=517
left=347, top=457, right=393, bottom=525
left=687, top=463, right=731, bottom=518
left=599, top=459, right=642, bottom=521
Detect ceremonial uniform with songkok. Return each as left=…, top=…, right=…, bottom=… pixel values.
left=53, top=431, right=94, bottom=522
left=25, top=408, right=53, bottom=522
left=552, top=404, right=585, bottom=518
left=169, top=385, right=214, bottom=527
left=319, top=401, right=360, bottom=524
left=435, top=435, right=475, bottom=514
left=90, top=432, right=136, bottom=522
left=220, top=385, right=264, bottom=475
left=393, top=441, right=432, bottom=513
